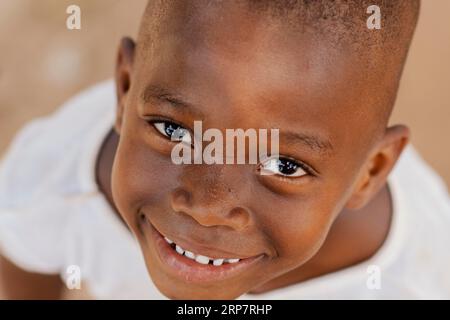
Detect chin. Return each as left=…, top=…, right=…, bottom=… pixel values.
left=151, top=273, right=245, bottom=300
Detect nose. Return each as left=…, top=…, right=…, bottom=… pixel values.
left=169, top=165, right=252, bottom=231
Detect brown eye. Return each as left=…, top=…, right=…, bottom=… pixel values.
left=153, top=121, right=191, bottom=143
left=259, top=157, right=307, bottom=177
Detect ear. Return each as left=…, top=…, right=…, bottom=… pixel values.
left=114, top=37, right=136, bottom=135
left=345, top=125, right=410, bottom=210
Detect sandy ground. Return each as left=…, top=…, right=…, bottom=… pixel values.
left=0, top=0, right=449, bottom=299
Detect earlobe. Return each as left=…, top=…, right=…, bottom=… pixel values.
left=115, top=37, right=136, bottom=135
left=345, top=125, right=410, bottom=210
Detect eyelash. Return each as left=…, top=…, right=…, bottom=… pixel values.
left=148, top=117, right=191, bottom=140
left=277, top=157, right=315, bottom=176
left=152, top=119, right=191, bottom=143
left=147, top=119, right=316, bottom=178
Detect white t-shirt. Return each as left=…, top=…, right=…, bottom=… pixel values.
left=0, top=81, right=449, bottom=299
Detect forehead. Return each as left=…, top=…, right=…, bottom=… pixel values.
left=137, top=3, right=377, bottom=152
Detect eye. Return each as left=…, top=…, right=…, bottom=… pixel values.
left=259, top=157, right=308, bottom=177
left=153, top=121, right=192, bottom=143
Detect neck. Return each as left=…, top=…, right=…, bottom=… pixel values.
left=95, top=129, right=124, bottom=225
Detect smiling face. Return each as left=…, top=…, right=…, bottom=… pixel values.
left=111, top=2, right=415, bottom=299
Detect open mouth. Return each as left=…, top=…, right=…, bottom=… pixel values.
left=146, top=219, right=265, bottom=283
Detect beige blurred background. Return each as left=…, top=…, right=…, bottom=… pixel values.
left=0, top=0, right=449, bottom=299
left=0, top=0, right=449, bottom=186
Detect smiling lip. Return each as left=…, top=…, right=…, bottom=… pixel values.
left=146, top=220, right=265, bottom=283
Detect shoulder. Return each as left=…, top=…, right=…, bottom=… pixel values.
left=0, top=80, right=116, bottom=208
left=389, top=144, right=449, bottom=219
left=0, top=80, right=118, bottom=275
left=386, top=144, right=450, bottom=297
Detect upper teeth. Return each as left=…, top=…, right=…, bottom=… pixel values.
left=164, top=236, right=241, bottom=266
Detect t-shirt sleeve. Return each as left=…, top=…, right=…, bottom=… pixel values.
left=0, top=118, right=68, bottom=274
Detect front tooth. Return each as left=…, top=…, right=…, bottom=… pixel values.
left=164, top=237, right=173, bottom=244
left=184, top=250, right=195, bottom=260
left=195, top=255, right=210, bottom=265
left=213, top=258, right=224, bottom=266
left=175, top=245, right=184, bottom=255
left=226, top=258, right=240, bottom=264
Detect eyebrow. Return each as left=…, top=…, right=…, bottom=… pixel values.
left=283, top=131, right=334, bottom=156
left=142, top=85, right=333, bottom=155
left=142, top=84, right=193, bottom=109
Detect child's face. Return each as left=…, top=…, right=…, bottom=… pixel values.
left=112, top=7, right=394, bottom=299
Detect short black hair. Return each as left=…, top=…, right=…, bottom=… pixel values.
left=139, top=0, right=419, bottom=59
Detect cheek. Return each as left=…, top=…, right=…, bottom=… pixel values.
left=111, top=134, right=177, bottom=229
left=284, top=212, right=333, bottom=264
left=258, top=192, right=342, bottom=269
left=288, top=178, right=357, bottom=254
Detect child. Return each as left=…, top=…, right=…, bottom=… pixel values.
left=1, top=0, right=449, bottom=299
